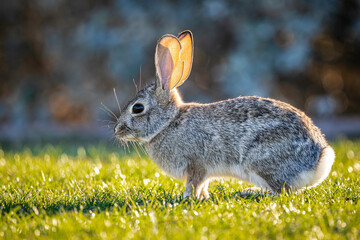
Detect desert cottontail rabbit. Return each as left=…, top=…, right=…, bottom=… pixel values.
left=114, top=30, right=335, bottom=198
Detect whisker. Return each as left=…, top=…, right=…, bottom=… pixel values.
left=123, top=127, right=142, bottom=158
left=123, top=140, right=128, bottom=153
left=135, top=142, right=146, bottom=156
left=99, top=124, right=112, bottom=131
left=114, top=137, right=123, bottom=150
left=113, top=88, right=121, bottom=114
left=126, top=141, right=130, bottom=153
left=131, top=141, right=142, bottom=159
left=106, top=123, right=115, bottom=128
left=135, top=142, right=143, bottom=157
left=129, top=141, right=137, bottom=156
left=138, top=142, right=146, bottom=154
left=97, top=118, right=116, bottom=129
left=100, top=119, right=116, bottom=124
left=139, top=65, right=142, bottom=89
left=133, top=78, right=138, bottom=92
left=121, top=141, right=127, bottom=152
left=101, top=102, right=118, bottom=120
left=133, top=140, right=145, bottom=154
left=110, top=136, right=120, bottom=150
left=111, top=136, right=117, bottom=146
left=99, top=106, right=117, bottom=122
left=117, top=139, right=125, bottom=151
left=119, top=139, right=126, bottom=151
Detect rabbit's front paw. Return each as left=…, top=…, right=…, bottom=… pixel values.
left=183, top=177, right=209, bottom=199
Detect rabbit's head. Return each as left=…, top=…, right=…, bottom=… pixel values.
left=114, top=30, right=193, bottom=143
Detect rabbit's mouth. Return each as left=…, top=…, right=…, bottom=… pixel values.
left=115, top=133, right=140, bottom=142
left=114, top=124, right=139, bottom=141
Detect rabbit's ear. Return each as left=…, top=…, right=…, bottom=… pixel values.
left=174, top=30, right=193, bottom=88
left=155, top=34, right=184, bottom=90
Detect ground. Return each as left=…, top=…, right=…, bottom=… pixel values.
left=0, top=140, right=359, bottom=239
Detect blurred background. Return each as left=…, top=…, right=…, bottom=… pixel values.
left=1, top=0, right=360, bottom=143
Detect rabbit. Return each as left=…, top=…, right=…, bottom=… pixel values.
left=113, top=30, right=335, bottom=198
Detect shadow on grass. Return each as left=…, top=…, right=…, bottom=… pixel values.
left=0, top=187, right=274, bottom=216
left=0, top=189, right=196, bottom=216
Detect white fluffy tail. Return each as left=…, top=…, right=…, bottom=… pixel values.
left=292, top=145, right=335, bottom=189
left=311, top=145, right=335, bottom=186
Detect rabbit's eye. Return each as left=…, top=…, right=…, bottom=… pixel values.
left=132, top=104, right=144, bottom=114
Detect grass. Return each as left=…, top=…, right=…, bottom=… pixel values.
left=0, top=140, right=359, bottom=239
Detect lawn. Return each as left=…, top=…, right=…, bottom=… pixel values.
left=0, top=140, right=359, bottom=239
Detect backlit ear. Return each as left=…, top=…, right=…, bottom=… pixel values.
left=155, top=30, right=194, bottom=90
left=155, top=35, right=183, bottom=90
left=174, top=30, right=193, bottom=88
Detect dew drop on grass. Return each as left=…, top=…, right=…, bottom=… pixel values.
left=77, top=147, right=86, bottom=159
left=33, top=206, right=39, bottom=215
left=60, top=169, right=65, bottom=178
left=115, top=165, right=126, bottom=180
left=100, top=232, right=107, bottom=239
left=44, top=154, right=50, bottom=162
left=348, top=167, right=353, bottom=173
left=89, top=210, right=95, bottom=218
left=270, top=202, right=276, bottom=210
left=0, top=158, right=6, bottom=167
left=60, top=154, right=68, bottom=163
left=52, top=219, right=57, bottom=226
left=143, top=178, right=150, bottom=186
left=127, top=159, right=135, bottom=167
left=347, top=150, right=354, bottom=159
left=354, top=163, right=360, bottom=172
left=134, top=210, right=140, bottom=218
left=104, top=220, right=111, bottom=227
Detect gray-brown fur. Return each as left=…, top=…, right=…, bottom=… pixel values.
left=114, top=31, right=335, bottom=198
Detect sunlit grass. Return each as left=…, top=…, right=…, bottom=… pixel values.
left=0, top=140, right=359, bottom=239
